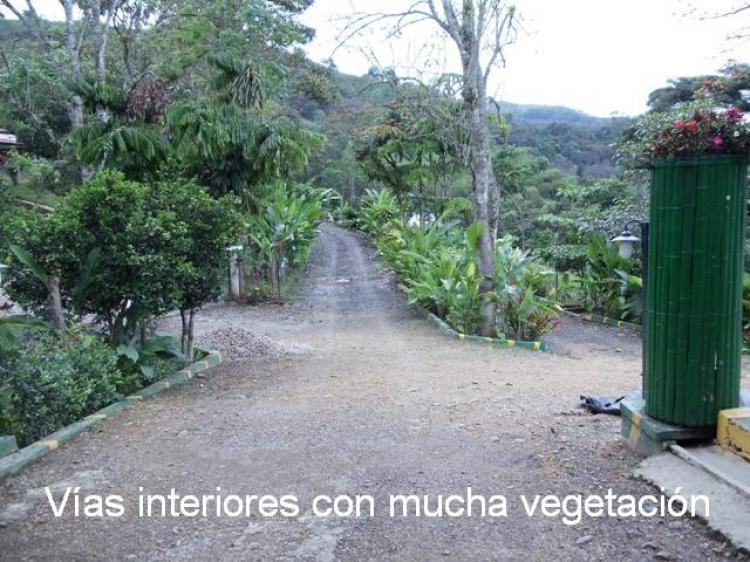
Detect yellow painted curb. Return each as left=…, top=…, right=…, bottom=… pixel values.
left=40, top=440, right=59, bottom=451
left=717, top=408, right=750, bottom=461
left=629, top=409, right=643, bottom=430
left=627, top=424, right=641, bottom=449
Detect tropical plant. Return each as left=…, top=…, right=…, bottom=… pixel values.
left=0, top=315, right=50, bottom=355
left=496, top=285, right=559, bottom=342
left=116, top=335, right=187, bottom=381
left=358, top=188, right=401, bottom=238
left=493, top=237, right=559, bottom=340
left=616, top=269, right=644, bottom=321
left=580, top=236, right=635, bottom=319
left=245, top=182, right=326, bottom=297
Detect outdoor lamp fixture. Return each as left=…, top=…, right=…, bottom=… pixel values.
left=612, top=229, right=640, bottom=260
left=612, top=219, right=649, bottom=264
left=612, top=219, right=650, bottom=394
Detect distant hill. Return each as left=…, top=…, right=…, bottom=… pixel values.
left=498, top=101, right=614, bottom=127
left=496, top=102, right=632, bottom=178
left=304, top=71, right=632, bottom=181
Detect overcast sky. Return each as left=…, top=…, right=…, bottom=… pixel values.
left=300, top=0, right=750, bottom=116
left=17, top=0, right=750, bottom=117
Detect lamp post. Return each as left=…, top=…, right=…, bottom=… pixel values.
left=612, top=219, right=649, bottom=396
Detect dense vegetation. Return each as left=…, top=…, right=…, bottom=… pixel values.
left=0, top=0, right=330, bottom=444
left=0, top=0, right=748, bottom=444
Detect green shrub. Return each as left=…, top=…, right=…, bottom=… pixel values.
left=0, top=204, right=38, bottom=262
left=380, top=218, right=558, bottom=341
left=4, top=171, right=177, bottom=338
left=493, top=238, right=559, bottom=340
left=0, top=333, right=120, bottom=445
left=496, top=286, right=559, bottom=341
left=5, top=171, right=239, bottom=349
left=358, top=188, right=401, bottom=238
left=245, top=181, right=326, bottom=297
left=580, top=235, right=639, bottom=321
left=332, top=201, right=359, bottom=228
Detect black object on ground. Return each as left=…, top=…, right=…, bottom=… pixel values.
left=579, top=394, right=625, bottom=415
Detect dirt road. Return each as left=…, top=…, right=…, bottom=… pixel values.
left=0, top=224, right=744, bottom=561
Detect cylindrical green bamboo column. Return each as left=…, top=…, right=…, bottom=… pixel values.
left=646, top=155, right=747, bottom=427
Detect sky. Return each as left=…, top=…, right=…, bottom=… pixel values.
left=299, top=0, right=750, bottom=116
left=14, top=0, right=750, bottom=117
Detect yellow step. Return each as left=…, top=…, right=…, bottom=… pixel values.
left=717, top=408, right=750, bottom=462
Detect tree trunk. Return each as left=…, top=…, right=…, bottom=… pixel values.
left=462, top=55, right=498, bottom=337
left=187, top=309, right=194, bottom=360
left=180, top=309, right=188, bottom=355
left=47, top=276, right=66, bottom=332
left=180, top=309, right=196, bottom=359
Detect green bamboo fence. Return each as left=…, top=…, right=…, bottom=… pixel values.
left=646, top=155, right=747, bottom=427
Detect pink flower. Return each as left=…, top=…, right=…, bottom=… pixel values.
left=713, top=135, right=724, bottom=146
left=725, top=107, right=744, bottom=123
left=686, top=120, right=698, bottom=132
left=675, top=119, right=685, bottom=129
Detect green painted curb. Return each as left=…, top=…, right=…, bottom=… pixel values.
left=415, top=306, right=546, bottom=352
left=0, top=350, right=224, bottom=479
left=561, top=310, right=750, bottom=355
left=0, top=435, right=18, bottom=458
left=562, top=309, right=642, bottom=333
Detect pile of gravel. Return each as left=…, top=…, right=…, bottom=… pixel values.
left=198, top=327, right=307, bottom=361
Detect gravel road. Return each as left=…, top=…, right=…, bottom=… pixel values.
left=0, top=223, right=746, bottom=561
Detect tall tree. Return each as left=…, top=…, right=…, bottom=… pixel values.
left=343, top=0, right=517, bottom=335
left=0, top=0, right=124, bottom=130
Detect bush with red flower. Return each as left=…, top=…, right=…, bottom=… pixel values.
left=618, top=100, right=750, bottom=165
left=646, top=106, right=750, bottom=158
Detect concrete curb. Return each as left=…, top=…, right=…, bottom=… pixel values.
left=415, top=306, right=545, bottom=352
left=562, top=309, right=641, bottom=333
left=0, top=350, right=224, bottom=479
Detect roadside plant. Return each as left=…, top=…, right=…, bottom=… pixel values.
left=246, top=182, right=326, bottom=298
left=0, top=332, right=120, bottom=445
left=116, top=334, right=187, bottom=384
left=358, top=188, right=401, bottom=238
left=151, top=178, right=240, bottom=356
left=496, top=285, right=559, bottom=342
left=493, top=238, right=559, bottom=340
left=580, top=236, right=636, bottom=320
left=5, top=171, right=235, bottom=347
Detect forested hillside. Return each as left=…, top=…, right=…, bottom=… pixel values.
left=295, top=69, right=630, bottom=201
